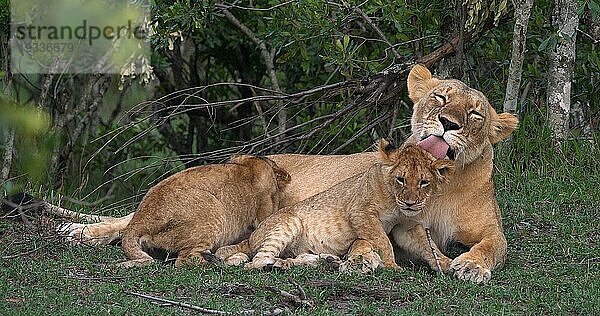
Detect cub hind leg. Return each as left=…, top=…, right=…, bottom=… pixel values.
left=120, top=233, right=155, bottom=268
left=244, top=212, right=303, bottom=270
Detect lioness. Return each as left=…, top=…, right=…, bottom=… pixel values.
left=57, top=64, right=518, bottom=283
left=118, top=155, right=290, bottom=267
left=217, top=141, right=454, bottom=272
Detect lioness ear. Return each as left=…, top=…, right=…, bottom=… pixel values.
left=377, top=138, right=396, bottom=164
left=432, top=159, right=455, bottom=181
left=407, top=64, right=440, bottom=104
left=489, top=112, right=519, bottom=144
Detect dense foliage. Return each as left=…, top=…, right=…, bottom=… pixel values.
left=0, top=0, right=598, bottom=211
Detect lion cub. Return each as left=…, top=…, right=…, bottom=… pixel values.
left=120, top=155, right=290, bottom=268
left=217, top=140, right=454, bottom=271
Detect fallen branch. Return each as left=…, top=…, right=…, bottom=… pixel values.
left=425, top=227, right=443, bottom=274
left=124, top=291, right=254, bottom=315
left=265, top=278, right=313, bottom=308
left=1, top=247, right=40, bottom=260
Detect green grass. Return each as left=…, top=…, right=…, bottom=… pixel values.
left=1, top=132, right=599, bottom=315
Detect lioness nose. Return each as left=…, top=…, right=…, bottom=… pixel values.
left=439, top=115, right=461, bottom=131
left=405, top=201, right=416, bottom=207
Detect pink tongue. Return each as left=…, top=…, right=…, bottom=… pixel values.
left=417, top=135, right=450, bottom=159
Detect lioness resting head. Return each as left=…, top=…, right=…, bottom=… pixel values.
left=120, top=155, right=290, bottom=268
left=216, top=140, right=454, bottom=272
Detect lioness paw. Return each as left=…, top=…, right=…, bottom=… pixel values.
left=449, top=254, right=492, bottom=284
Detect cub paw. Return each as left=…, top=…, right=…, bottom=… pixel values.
left=272, top=258, right=294, bottom=270
left=56, top=223, right=110, bottom=246
left=118, top=258, right=154, bottom=268
left=339, top=251, right=383, bottom=274
left=449, top=253, right=492, bottom=284
left=223, top=253, right=249, bottom=266
left=244, top=254, right=275, bottom=270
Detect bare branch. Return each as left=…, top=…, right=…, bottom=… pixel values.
left=353, top=7, right=402, bottom=61
left=218, top=0, right=295, bottom=12
left=125, top=291, right=254, bottom=315
left=219, top=7, right=287, bottom=137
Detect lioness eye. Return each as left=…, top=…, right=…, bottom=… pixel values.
left=433, top=94, right=447, bottom=105
left=419, top=180, right=430, bottom=188
left=396, top=177, right=405, bottom=185
left=469, top=110, right=483, bottom=119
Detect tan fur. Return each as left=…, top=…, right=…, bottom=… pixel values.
left=218, top=142, right=454, bottom=272
left=393, top=64, right=519, bottom=283
left=58, top=64, right=518, bottom=283
left=119, top=155, right=290, bottom=268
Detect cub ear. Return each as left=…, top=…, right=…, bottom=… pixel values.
left=489, top=112, right=519, bottom=144
left=431, top=159, right=455, bottom=182
left=272, top=164, right=291, bottom=188
left=377, top=138, right=397, bottom=164
left=407, top=64, right=440, bottom=104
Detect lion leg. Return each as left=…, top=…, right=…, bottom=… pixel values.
left=175, top=246, right=214, bottom=267
left=271, top=253, right=341, bottom=270
left=244, top=212, right=302, bottom=270
left=339, top=239, right=384, bottom=273
left=449, top=229, right=507, bottom=284
left=215, top=239, right=251, bottom=266
left=120, top=232, right=154, bottom=268
left=392, top=224, right=452, bottom=273
left=349, top=212, right=398, bottom=269
left=58, top=213, right=134, bottom=246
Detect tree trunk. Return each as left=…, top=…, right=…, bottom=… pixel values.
left=1, top=128, right=15, bottom=182
left=503, top=0, right=534, bottom=114
left=546, top=0, right=579, bottom=144
left=438, top=0, right=467, bottom=81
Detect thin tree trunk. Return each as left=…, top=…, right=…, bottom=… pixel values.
left=503, top=0, right=534, bottom=114
left=546, top=0, right=579, bottom=144
left=1, top=128, right=15, bottom=182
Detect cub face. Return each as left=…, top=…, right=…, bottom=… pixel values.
left=378, top=140, right=454, bottom=217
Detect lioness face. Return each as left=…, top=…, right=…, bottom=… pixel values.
left=379, top=142, right=454, bottom=217
left=407, top=65, right=519, bottom=166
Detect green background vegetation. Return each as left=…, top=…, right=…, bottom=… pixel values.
left=1, top=0, right=598, bottom=314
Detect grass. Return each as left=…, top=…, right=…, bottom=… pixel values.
left=1, top=131, right=599, bottom=315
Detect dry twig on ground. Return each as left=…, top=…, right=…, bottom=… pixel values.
left=425, top=227, right=443, bottom=274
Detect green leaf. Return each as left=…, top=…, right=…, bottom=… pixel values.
left=538, top=37, right=551, bottom=51
left=343, top=34, right=350, bottom=49
left=589, top=1, right=600, bottom=19
left=335, top=38, right=343, bottom=52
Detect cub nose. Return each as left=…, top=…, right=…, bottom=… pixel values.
left=439, top=115, right=461, bottom=131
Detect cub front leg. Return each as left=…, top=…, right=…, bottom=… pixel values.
left=215, top=240, right=251, bottom=266
left=348, top=212, right=398, bottom=269
left=392, top=223, right=451, bottom=273
left=339, top=239, right=384, bottom=273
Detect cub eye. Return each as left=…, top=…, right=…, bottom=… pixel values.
left=468, top=110, right=483, bottom=119
left=396, top=177, right=405, bottom=186
left=419, top=180, right=430, bottom=188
